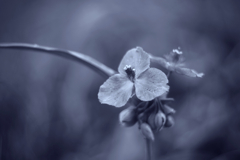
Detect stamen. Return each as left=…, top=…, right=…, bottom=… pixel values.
left=171, top=48, right=183, bottom=63
left=172, top=49, right=182, bottom=55
left=124, top=65, right=135, bottom=82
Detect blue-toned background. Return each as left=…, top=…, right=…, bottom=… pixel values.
left=0, top=0, right=240, bottom=159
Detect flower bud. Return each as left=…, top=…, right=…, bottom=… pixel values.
left=147, top=113, right=156, bottom=130
left=155, top=111, right=166, bottom=131
left=164, top=115, right=175, bottom=128
left=140, top=123, right=154, bottom=141
left=119, top=107, right=137, bottom=127
left=162, top=105, right=176, bottom=115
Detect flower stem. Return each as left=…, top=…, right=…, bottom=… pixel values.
left=0, top=43, right=116, bottom=78
left=145, top=138, right=152, bottom=160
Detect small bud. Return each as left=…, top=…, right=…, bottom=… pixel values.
left=147, top=113, right=156, bottom=130
left=155, top=111, right=166, bottom=131
left=141, top=123, right=154, bottom=141
left=119, top=107, right=137, bottom=127
left=138, top=110, right=149, bottom=123
left=162, top=105, right=176, bottom=115
left=164, top=115, right=175, bottom=128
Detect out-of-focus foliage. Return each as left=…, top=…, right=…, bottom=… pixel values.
left=0, top=0, right=240, bottom=159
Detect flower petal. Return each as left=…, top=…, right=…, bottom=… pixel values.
left=175, top=67, right=204, bottom=78
left=135, top=68, right=169, bottom=101
left=149, top=55, right=177, bottom=71
left=150, top=56, right=169, bottom=69
left=98, top=74, right=134, bottom=107
left=118, top=47, right=150, bottom=78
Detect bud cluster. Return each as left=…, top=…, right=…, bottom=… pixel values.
left=119, top=96, right=175, bottom=141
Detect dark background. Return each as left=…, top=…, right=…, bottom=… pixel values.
left=0, top=0, right=240, bottom=160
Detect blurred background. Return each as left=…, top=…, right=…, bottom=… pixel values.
left=0, top=0, right=240, bottom=159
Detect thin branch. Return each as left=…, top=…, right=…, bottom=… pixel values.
left=0, top=43, right=116, bottom=78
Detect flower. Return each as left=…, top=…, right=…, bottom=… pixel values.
left=150, top=48, right=204, bottom=78
left=98, top=47, right=169, bottom=107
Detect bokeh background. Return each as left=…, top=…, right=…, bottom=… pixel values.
left=0, top=0, right=240, bottom=160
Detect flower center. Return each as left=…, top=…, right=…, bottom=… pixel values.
left=172, top=48, right=182, bottom=63
left=124, top=65, right=135, bottom=82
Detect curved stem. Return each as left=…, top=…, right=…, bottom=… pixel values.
left=0, top=43, right=154, bottom=159
left=145, top=138, right=152, bottom=160
left=0, top=43, right=116, bottom=78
